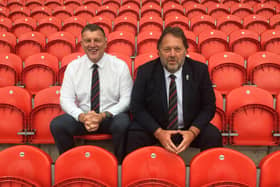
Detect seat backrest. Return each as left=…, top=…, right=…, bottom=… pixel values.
left=189, top=147, right=256, bottom=187
left=0, top=145, right=52, bottom=187
left=54, top=145, right=118, bottom=187
left=122, top=146, right=186, bottom=187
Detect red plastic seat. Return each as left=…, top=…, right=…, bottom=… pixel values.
left=164, top=15, right=189, bottom=31
left=140, top=4, right=162, bottom=18
left=106, top=31, right=135, bottom=57
left=7, top=0, right=24, bottom=9
left=0, top=145, right=52, bottom=187
left=270, top=14, right=280, bottom=30
left=11, top=17, right=36, bottom=38
left=141, top=0, right=160, bottom=7
left=247, top=51, right=280, bottom=95
left=9, top=7, right=30, bottom=21
left=0, top=53, right=22, bottom=87
left=29, top=86, right=63, bottom=143
left=137, top=31, right=161, bottom=55
left=21, top=53, right=59, bottom=95
left=122, top=146, right=186, bottom=187
left=52, top=6, right=73, bottom=21
left=82, top=0, right=101, bottom=10
left=201, top=0, right=220, bottom=8
left=208, top=52, right=246, bottom=95
left=53, top=177, right=109, bottom=187
left=133, top=52, right=158, bottom=79
left=36, top=17, right=61, bottom=37
left=184, top=30, right=198, bottom=52
left=54, top=145, right=118, bottom=187
left=63, top=0, right=81, bottom=10
left=231, top=3, right=254, bottom=18
left=261, top=0, right=279, bottom=9
left=0, top=86, right=32, bottom=143
left=74, top=6, right=95, bottom=22
left=208, top=3, right=230, bottom=19
left=61, top=16, right=87, bottom=38
left=185, top=3, right=207, bottom=19
left=220, top=0, right=240, bottom=8
left=102, top=0, right=121, bottom=9
left=189, top=147, right=256, bottom=187
left=254, top=3, right=276, bottom=20
left=113, top=15, right=138, bottom=36
left=216, top=15, right=243, bottom=36
left=162, top=3, right=185, bottom=19
left=0, top=7, right=9, bottom=18
left=226, top=86, right=278, bottom=145
left=122, top=0, right=140, bottom=9
left=46, top=31, right=76, bottom=61
left=25, top=0, right=42, bottom=9
left=44, top=0, right=62, bottom=9
left=0, top=32, right=16, bottom=53
left=243, top=14, right=270, bottom=34
left=198, top=29, right=228, bottom=59
left=117, top=3, right=139, bottom=20
left=0, top=176, right=41, bottom=187
left=15, top=31, right=45, bottom=61
left=186, top=52, right=206, bottom=63
left=0, top=17, right=12, bottom=32
left=88, top=16, right=112, bottom=36
left=261, top=29, right=280, bottom=55
left=96, top=5, right=117, bottom=20
left=139, top=16, right=163, bottom=34
left=182, top=0, right=200, bottom=7
left=58, top=52, right=84, bottom=84
left=229, top=29, right=260, bottom=59
left=161, top=0, right=181, bottom=10
left=190, top=15, right=216, bottom=35
left=259, top=150, right=280, bottom=187
left=30, top=6, right=52, bottom=21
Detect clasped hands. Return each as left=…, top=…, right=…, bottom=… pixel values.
left=154, top=128, right=196, bottom=154
left=79, top=111, right=104, bottom=132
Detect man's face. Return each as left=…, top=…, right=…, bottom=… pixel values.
left=158, top=33, right=187, bottom=73
left=81, top=29, right=107, bottom=63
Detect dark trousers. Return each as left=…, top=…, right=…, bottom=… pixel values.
left=126, top=122, right=223, bottom=155
left=50, top=112, right=130, bottom=163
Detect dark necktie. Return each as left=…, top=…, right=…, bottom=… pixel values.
left=91, top=64, right=99, bottom=113
left=168, top=74, right=178, bottom=130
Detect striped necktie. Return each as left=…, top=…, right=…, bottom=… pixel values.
left=91, top=64, right=99, bottom=113
left=167, top=74, right=178, bottom=130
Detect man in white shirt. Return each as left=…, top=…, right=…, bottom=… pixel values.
left=50, top=24, right=133, bottom=163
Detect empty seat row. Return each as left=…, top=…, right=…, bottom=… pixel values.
left=0, top=145, right=279, bottom=187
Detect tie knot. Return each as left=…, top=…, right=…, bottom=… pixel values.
left=169, top=74, right=176, bottom=80
left=93, top=64, right=98, bottom=69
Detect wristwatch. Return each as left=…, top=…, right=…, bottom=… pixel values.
left=104, top=111, right=113, bottom=119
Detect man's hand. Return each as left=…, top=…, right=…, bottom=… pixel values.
left=154, top=128, right=180, bottom=153
left=79, top=111, right=104, bottom=132
left=175, top=130, right=196, bottom=154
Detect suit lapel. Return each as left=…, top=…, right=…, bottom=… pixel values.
left=155, top=60, right=168, bottom=115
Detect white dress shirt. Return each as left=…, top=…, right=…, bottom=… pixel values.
left=163, top=67, right=184, bottom=129
left=60, top=53, right=133, bottom=121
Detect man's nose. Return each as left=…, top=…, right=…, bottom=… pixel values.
left=169, top=48, right=176, bottom=56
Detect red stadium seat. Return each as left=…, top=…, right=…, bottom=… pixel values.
left=216, top=15, right=243, bottom=36
left=0, top=7, right=9, bottom=18
left=140, top=4, right=162, bottom=18
left=0, top=176, right=41, bottom=186
left=54, top=145, right=118, bottom=187
left=44, top=0, right=62, bottom=9
left=0, top=17, right=12, bottom=32
left=63, top=0, right=81, bottom=10
left=133, top=52, right=158, bottom=79
left=25, top=0, right=42, bottom=9
left=231, top=3, right=254, bottom=18
left=11, top=17, right=36, bottom=38
left=0, top=86, right=32, bottom=143
left=141, top=0, right=160, bottom=7
left=29, top=86, right=63, bottom=143
left=161, top=0, right=180, bottom=10
left=261, top=0, right=279, bottom=9
left=106, top=31, right=135, bottom=57
left=220, top=0, right=240, bottom=8
left=162, top=3, right=185, bottom=19
left=185, top=3, right=207, bottom=19
left=208, top=52, right=246, bottom=95
left=242, top=0, right=259, bottom=7
left=229, top=29, right=260, bottom=59
left=164, top=15, right=189, bottom=31
left=117, top=3, right=139, bottom=20
left=189, top=147, right=256, bottom=187
left=9, top=7, right=30, bottom=21
left=254, top=3, right=276, bottom=20
left=139, top=16, right=163, bottom=34
left=58, top=52, right=84, bottom=84
left=137, top=31, right=161, bottom=55
left=102, top=0, right=121, bottom=9
left=21, top=53, right=59, bottom=95
left=82, top=0, right=101, bottom=10
left=182, top=0, right=200, bottom=7
left=122, top=0, right=140, bottom=9
left=46, top=31, right=76, bottom=61
left=200, top=0, right=220, bottom=8
left=186, top=52, right=206, bottom=63
left=0, top=145, right=52, bottom=187
left=122, top=146, right=186, bottom=187
left=96, top=5, right=117, bottom=20
left=30, top=6, right=52, bottom=21
left=88, top=16, right=112, bottom=36
left=269, top=14, right=280, bottom=30
left=190, top=15, right=216, bottom=35
left=74, top=6, right=95, bottom=22
left=7, top=0, right=24, bottom=9
left=247, top=51, right=280, bottom=95
left=15, top=31, right=45, bottom=61
left=113, top=16, right=138, bottom=36
left=36, top=17, right=61, bottom=37
left=0, top=53, right=22, bottom=87
left=243, top=14, right=270, bottom=34
left=208, top=3, right=230, bottom=19
left=261, top=29, right=280, bottom=55
left=52, top=6, right=73, bottom=21
left=198, top=29, right=228, bottom=59
left=61, top=16, right=87, bottom=38
left=184, top=30, right=198, bottom=52
left=0, top=32, right=16, bottom=55
left=226, top=86, right=278, bottom=145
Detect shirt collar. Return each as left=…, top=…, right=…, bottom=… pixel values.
left=86, top=53, right=107, bottom=69
left=163, top=65, right=183, bottom=80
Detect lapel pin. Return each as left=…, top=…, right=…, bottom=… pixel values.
left=186, top=74, right=189, bottom=80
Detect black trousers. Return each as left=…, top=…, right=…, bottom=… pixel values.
left=126, top=122, right=223, bottom=155
left=50, top=112, right=130, bottom=163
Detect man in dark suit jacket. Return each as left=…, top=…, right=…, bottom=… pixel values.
left=126, top=27, right=222, bottom=154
